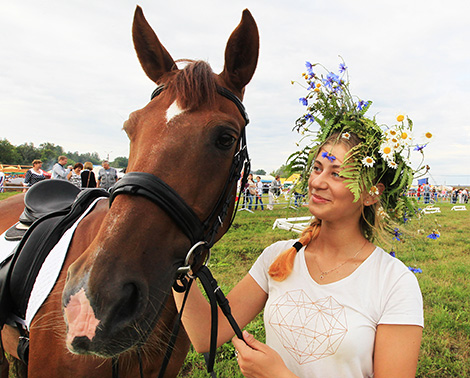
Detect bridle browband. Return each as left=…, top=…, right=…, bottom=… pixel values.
left=108, top=83, right=250, bottom=377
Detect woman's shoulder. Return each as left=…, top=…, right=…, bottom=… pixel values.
left=369, top=247, right=417, bottom=279
left=260, top=239, right=299, bottom=261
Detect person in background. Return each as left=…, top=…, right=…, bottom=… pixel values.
left=243, top=173, right=256, bottom=211
left=67, top=162, right=83, bottom=188
left=267, top=175, right=281, bottom=210
left=0, top=170, right=5, bottom=193
left=97, top=160, right=118, bottom=191
left=255, top=176, right=264, bottom=210
left=81, top=162, right=97, bottom=188
left=23, top=159, right=47, bottom=191
left=51, top=155, right=72, bottom=180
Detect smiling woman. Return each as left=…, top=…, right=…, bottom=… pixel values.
left=173, top=61, right=426, bottom=378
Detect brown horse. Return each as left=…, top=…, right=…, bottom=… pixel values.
left=0, top=6, right=258, bottom=377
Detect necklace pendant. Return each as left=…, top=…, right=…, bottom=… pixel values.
left=319, top=274, right=324, bottom=280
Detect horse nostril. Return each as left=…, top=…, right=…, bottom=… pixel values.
left=111, top=282, right=142, bottom=326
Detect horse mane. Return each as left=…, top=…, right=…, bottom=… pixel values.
left=171, top=60, right=217, bottom=111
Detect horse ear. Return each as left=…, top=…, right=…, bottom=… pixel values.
left=132, top=6, right=176, bottom=83
left=220, top=9, right=259, bottom=96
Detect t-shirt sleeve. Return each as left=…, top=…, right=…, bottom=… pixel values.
left=249, top=240, right=294, bottom=294
left=379, top=269, right=424, bottom=327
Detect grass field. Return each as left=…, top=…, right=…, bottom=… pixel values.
left=176, top=199, right=470, bottom=377
left=1, top=192, right=468, bottom=377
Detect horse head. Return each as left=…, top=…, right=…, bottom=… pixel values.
left=62, top=6, right=258, bottom=358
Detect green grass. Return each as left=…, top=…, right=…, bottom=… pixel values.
left=177, top=201, right=470, bottom=377
left=0, top=191, right=21, bottom=201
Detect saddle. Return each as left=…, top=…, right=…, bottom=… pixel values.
left=0, top=181, right=109, bottom=362
left=5, top=180, right=81, bottom=241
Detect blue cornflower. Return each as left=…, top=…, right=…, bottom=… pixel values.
left=304, top=113, right=315, bottom=122
left=427, top=232, right=440, bottom=240
left=414, top=144, right=427, bottom=152
left=333, top=86, right=344, bottom=94
left=357, top=100, right=369, bottom=111
left=324, top=72, right=340, bottom=88
left=408, top=267, right=423, bottom=274
left=321, top=151, right=336, bottom=162
left=392, top=228, right=402, bottom=241
left=389, top=251, right=396, bottom=257
left=339, top=63, right=347, bottom=73
left=305, top=62, right=315, bottom=78
left=299, top=97, right=308, bottom=106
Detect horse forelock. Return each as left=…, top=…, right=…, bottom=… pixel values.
left=171, top=60, right=217, bottom=111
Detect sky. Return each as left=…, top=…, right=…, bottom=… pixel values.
left=1, top=0, right=470, bottom=186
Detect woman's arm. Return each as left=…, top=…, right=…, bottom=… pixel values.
left=173, top=273, right=267, bottom=353
left=373, top=324, right=422, bottom=377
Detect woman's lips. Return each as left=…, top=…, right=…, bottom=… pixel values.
left=311, top=194, right=330, bottom=203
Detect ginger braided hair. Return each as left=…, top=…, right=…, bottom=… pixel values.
left=268, top=219, right=322, bottom=281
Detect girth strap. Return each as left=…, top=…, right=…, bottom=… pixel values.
left=109, top=172, right=205, bottom=246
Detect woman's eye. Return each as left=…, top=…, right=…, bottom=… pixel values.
left=217, top=134, right=236, bottom=149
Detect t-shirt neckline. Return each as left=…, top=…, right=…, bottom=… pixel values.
left=298, top=245, right=379, bottom=287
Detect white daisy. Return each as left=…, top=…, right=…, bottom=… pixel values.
left=387, top=160, right=398, bottom=169
left=377, top=206, right=388, bottom=219
left=369, top=185, right=379, bottom=196
left=379, top=143, right=394, bottom=161
left=362, top=156, right=375, bottom=167
left=342, top=132, right=351, bottom=140
left=398, top=130, right=413, bottom=147
left=385, top=128, right=399, bottom=139
left=423, top=131, right=433, bottom=142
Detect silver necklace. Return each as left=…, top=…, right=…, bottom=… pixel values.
left=313, top=240, right=368, bottom=280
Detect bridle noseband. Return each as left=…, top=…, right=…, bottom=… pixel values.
left=109, top=83, right=250, bottom=274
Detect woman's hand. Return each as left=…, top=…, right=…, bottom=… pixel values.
left=232, top=330, right=298, bottom=378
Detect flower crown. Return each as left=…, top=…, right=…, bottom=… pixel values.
left=290, top=60, right=432, bottom=223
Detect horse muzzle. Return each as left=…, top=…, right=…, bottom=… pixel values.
left=62, top=264, right=165, bottom=357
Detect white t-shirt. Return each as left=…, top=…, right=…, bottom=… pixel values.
left=249, top=239, right=424, bottom=378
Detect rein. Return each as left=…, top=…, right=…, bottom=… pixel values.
left=109, top=84, right=250, bottom=377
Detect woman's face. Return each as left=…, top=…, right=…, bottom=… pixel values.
left=74, top=167, right=82, bottom=174
left=308, top=143, right=363, bottom=223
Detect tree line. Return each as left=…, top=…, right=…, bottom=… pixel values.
left=0, top=139, right=128, bottom=169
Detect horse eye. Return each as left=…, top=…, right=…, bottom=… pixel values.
left=217, top=133, right=236, bottom=149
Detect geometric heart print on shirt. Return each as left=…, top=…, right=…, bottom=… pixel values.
left=269, top=290, right=348, bottom=364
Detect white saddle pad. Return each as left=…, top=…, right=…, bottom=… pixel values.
left=0, top=197, right=105, bottom=329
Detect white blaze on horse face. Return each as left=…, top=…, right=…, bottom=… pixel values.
left=166, top=101, right=186, bottom=123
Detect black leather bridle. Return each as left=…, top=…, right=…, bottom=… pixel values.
left=108, top=83, right=251, bottom=377
left=109, top=84, right=250, bottom=272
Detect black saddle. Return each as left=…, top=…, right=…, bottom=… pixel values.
left=0, top=186, right=109, bottom=334
left=5, top=180, right=81, bottom=241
